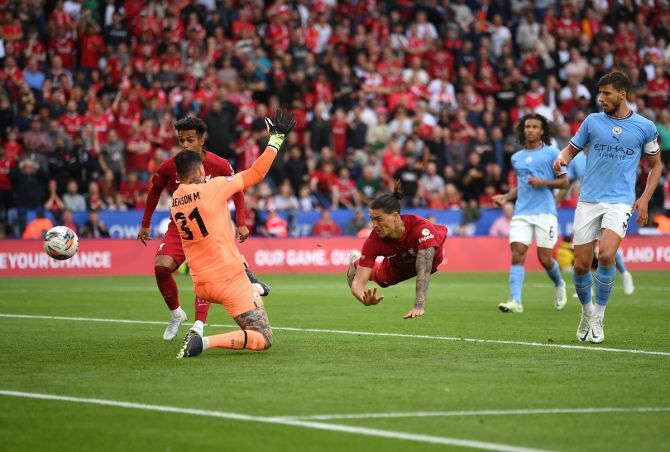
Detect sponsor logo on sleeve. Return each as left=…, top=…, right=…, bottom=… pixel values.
left=418, top=228, right=434, bottom=243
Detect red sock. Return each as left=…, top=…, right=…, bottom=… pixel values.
left=155, top=266, right=180, bottom=310
left=194, top=297, right=211, bottom=323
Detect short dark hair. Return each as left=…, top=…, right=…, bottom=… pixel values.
left=174, top=116, right=207, bottom=137
left=174, top=150, right=203, bottom=179
left=598, top=71, right=631, bottom=94
left=370, top=180, right=404, bottom=213
left=516, top=113, right=553, bottom=146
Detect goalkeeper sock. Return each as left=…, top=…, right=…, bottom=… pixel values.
left=194, top=297, right=211, bottom=323
left=205, top=330, right=268, bottom=351
left=155, top=266, right=179, bottom=310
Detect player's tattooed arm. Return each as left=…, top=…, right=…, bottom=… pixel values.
left=235, top=306, right=273, bottom=346
left=405, top=247, right=435, bottom=319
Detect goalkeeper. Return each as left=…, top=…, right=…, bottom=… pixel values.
left=175, top=108, right=296, bottom=358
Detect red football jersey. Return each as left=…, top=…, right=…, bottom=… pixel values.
left=359, top=214, right=447, bottom=268
left=141, top=151, right=245, bottom=228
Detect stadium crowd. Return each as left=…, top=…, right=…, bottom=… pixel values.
left=1, top=0, right=670, bottom=239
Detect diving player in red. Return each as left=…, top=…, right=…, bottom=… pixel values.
left=347, top=181, right=448, bottom=319
left=137, top=116, right=269, bottom=341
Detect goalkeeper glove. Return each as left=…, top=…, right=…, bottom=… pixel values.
left=264, top=108, right=297, bottom=151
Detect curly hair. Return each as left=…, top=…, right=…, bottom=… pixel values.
left=174, top=116, right=208, bottom=138
left=516, top=113, right=553, bottom=147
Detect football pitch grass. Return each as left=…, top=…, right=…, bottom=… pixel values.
left=0, top=272, right=669, bottom=452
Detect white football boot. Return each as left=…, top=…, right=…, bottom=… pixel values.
left=589, top=316, right=605, bottom=343
left=163, top=307, right=187, bottom=341
left=498, top=300, right=524, bottom=313
left=555, top=282, right=567, bottom=310
left=621, top=271, right=635, bottom=295
left=347, top=250, right=361, bottom=288
left=576, top=310, right=592, bottom=342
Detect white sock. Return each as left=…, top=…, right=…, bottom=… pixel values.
left=594, top=304, right=606, bottom=319
left=192, top=320, right=204, bottom=333
left=582, top=302, right=594, bottom=316
left=202, top=337, right=210, bottom=350
left=171, top=307, right=184, bottom=318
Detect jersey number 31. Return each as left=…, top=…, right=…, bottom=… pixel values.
left=174, top=207, right=209, bottom=240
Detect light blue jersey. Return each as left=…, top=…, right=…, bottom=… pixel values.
left=570, top=112, right=659, bottom=205
left=567, top=151, right=586, bottom=181
left=511, top=145, right=563, bottom=216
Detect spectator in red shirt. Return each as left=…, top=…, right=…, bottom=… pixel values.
left=312, top=209, right=342, bottom=237
left=646, top=65, right=670, bottom=110
left=265, top=209, right=288, bottom=237
left=330, top=107, right=348, bottom=159
left=119, top=171, right=146, bottom=209
left=48, top=27, right=76, bottom=70
left=78, top=19, right=104, bottom=71
left=332, top=166, right=357, bottom=209
left=0, top=145, right=15, bottom=232
left=309, top=160, right=338, bottom=208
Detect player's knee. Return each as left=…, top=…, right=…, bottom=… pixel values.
left=155, top=254, right=178, bottom=271
left=574, top=260, right=591, bottom=275
left=538, top=255, right=553, bottom=269
left=155, top=265, right=173, bottom=280
left=511, top=252, right=526, bottom=265
left=597, top=249, right=616, bottom=266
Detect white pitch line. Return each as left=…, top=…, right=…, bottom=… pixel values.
left=272, top=407, right=670, bottom=421
left=1, top=313, right=669, bottom=357
left=0, top=390, right=550, bottom=452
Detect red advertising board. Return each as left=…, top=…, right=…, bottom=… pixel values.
left=2, top=236, right=670, bottom=277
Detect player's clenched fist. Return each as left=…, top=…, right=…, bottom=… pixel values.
left=552, top=157, right=568, bottom=175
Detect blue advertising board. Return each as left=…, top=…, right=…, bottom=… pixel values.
left=25, top=207, right=639, bottom=239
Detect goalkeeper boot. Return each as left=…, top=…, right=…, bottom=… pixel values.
left=182, top=324, right=203, bottom=348
left=163, top=307, right=187, bottom=341
left=245, top=264, right=270, bottom=296
left=498, top=300, right=523, bottom=313
left=177, top=334, right=204, bottom=359
left=347, top=250, right=361, bottom=288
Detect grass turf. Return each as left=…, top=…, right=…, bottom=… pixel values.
left=0, top=272, right=668, bottom=451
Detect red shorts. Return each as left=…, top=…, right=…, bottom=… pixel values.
left=370, top=256, right=443, bottom=288
left=156, top=221, right=186, bottom=265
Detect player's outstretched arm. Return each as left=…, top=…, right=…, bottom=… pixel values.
left=240, top=108, right=296, bottom=189
left=633, top=152, right=663, bottom=226
left=405, top=247, right=436, bottom=319
left=553, top=143, right=580, bottom=175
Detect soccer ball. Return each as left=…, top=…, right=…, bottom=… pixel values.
left=44, top=226, right=79, bottom=260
